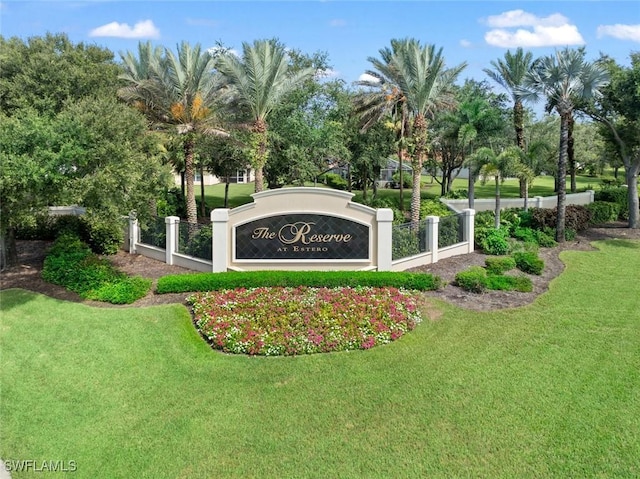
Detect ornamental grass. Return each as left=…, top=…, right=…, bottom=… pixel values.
left=189, top=286, right=424, bottom=356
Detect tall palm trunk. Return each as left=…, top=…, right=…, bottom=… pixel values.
left=568, top=114, right=576, bottom=192
left=183, top=135, right=197, bottom=224
left=494, top=175, right=501, bottom=229
left=515, top=100, right=528, bottom=198
left=411, top=114, right=428, bottom=226
left=556, top=110, right=570, bottom=243
left=199, top=165, right=206, bottom=218
left=252, top=120, right=268, bottom=193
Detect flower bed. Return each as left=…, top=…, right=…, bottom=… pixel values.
left=189, top=286, right=424, bottom=356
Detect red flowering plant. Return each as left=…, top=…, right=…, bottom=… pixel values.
left=188, top=286, right=424, bottom=356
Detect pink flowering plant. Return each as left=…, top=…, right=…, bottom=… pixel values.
left=188, top=286, right=424, bottom=356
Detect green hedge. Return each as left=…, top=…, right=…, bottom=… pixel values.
left=454, top=265, right=533, bottom=293
left=157, top=270, right=443, bottom=294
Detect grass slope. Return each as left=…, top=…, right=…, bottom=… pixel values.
left=1, top=239, right=639, bottom=478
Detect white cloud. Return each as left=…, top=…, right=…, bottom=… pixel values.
left=597, top=24, right=640, bottom=43
left=485, top=10, right=568, bottom=28
left=329, top=18, right=347, bottom=27
left=358, top=73, right=379, bottom=83
left=483, top=10, right=584, bottom=48
left=89, top=19, right=160, bottom=39
left=460, top=39, right=472, bottom=48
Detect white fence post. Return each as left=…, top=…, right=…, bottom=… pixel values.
left=376, top=208, right=394, bottom=271
left=463, top=209, right=475, bottom=253
left=534, top=196, right=544, bottom=208
left=212, top=209, right=230, bottom=272
left=427, top=216, right=439, bottom=263
left=588, top=189, right=595, bottom=203
left=128, top=213, right=138, bottom=254
left=165, top=216, right=180, bottom=265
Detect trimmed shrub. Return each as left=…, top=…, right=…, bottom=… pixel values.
left=157, top=270, right=443, bottom=294
left=512, top=226, right=557, bottom=248
left=588, top=201, right=621, bottom=224
left=480, top=228, right=511, bottom=255
left=392, top=171, right=412, bottom=189
left=322, top=173, right=348, bottom=190
left=454, top=266, right=487, bottom=293
left=529, top=205, right=591, bottom=233
left=485, top=274, right=533, bottom=293
left=42, top=233, right=151, bottom=304
left=513, top=251, right=544, bottom=275
left=485, top=256, right=516, bottom=275
left=84, top=215, right=123, bottom=255
left=595, top=186, right=630, bottom=220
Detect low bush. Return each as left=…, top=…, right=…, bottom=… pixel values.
left=529, top=205, right=591, bottom=233
left=513, top=251, right=544, bottom=275
left=485, top=274, right=533, bottom=293
left=321, top=173, right=348, bottom=191
left=480, top=228, right=511, bottom=255
left=512, top=227, right=557, bottom=248
left=157, top=270, right=443, bottom=294
left=595, top=186, right=630, bottom=220
left=42, top=233, right=151, bottom=304
left=485, top=256, right=516, bottom=275
left=392, top=171, right=412, bottom=189
left=420, top=199, right=453, bottom=219
left=588, top=201, right=621, bottom=224
left=454, top=266, right=487, bottom=293
left=455, top=265, right=533, bottom=294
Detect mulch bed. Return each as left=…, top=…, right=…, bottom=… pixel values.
left=1, top=224, right=638, bottom=311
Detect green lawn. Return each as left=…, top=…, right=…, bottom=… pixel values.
left=201, top=175, right=604, bottom=212
left=2, top=239, right=639, bottom=478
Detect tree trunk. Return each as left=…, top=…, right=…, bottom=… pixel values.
left=494, top=176, right=501, bottom=229
left=411, top=115, right=428, bottom=226
left=411, top=162, right=422, bottom=227
left=523, top=182, right=529, bottom=212
left=556, top=112, right=569, bottom=243
left=627, top=164, right=640, bottom=229
left=199, top=165, right=206, bottom=219
left=183, top=135, right=197, bottom=224
left=398, top=148, right=404, bottom=212
left=0, top=227, right=18, bottom=271
left=568, top=114, right=576, bottom=193
left=224, top=177, right=230, bottom=208
left=252, top=122, right=268, bottom=193
left=515, top=100, right=526, bottom=199
left=468, top=171, right=475, bottom=209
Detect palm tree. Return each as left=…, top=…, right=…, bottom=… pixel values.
left=356, top=38, right=466, bottom=225
left=484, top=48, right=534, bottom=198
left=474, top=146, right=522, bottom=228
left=216, top=39, right=316, bottom=192
left=119, top=41, right=225, bottom=224
left=518, top=47, right=609, bottom=242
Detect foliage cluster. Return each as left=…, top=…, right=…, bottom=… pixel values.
left=527, top=205, right=592, bottom=236
left=587, top=201, right=621, bottom=224
left=157, top=270, right=441, bottom=294
left=189, top=286, right=423, bottom=356
left=484, top=256, right=516, bottom=275
left=594, top=186, right=631, bottom=220
left=454, top=265, right=532, bottom=294
left=16, top=214, right=123, bottom=255
left=420, top=199, right=454, bottom=219
left=512, top=252, right=545, bottom=275
left=42, top=234, right=151, bottom=304
left=319, top=173, right=348, bottom=190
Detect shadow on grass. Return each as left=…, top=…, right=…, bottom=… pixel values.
left=0, top=288, right=40, bottom=312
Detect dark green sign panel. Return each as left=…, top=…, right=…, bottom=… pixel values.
left=235, top=214, right=370, bottom=260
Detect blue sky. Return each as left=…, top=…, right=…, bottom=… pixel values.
left=1, top=0, right=639, bottom=94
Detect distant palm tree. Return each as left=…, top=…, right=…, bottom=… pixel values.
left=119, top=41, right=225, bottom=224
left=484, top=48, right=535, bottom=200
left=518, top=47, right=609, bottom=242
left=474, top=146, right=521, bottom=228
left=356, top=38, right=466, bottom=225
left=216, top=39, right=316, bottom=192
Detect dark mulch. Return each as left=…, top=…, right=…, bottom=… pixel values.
left=1, top=224, right=638, bottom=311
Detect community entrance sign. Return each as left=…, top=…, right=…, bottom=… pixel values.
left=235, top=213, right=370, bottom=260
left=211, top=188, right=394, bottom=271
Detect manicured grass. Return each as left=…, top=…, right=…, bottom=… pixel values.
left=2, top=239, right=639, bottom=478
